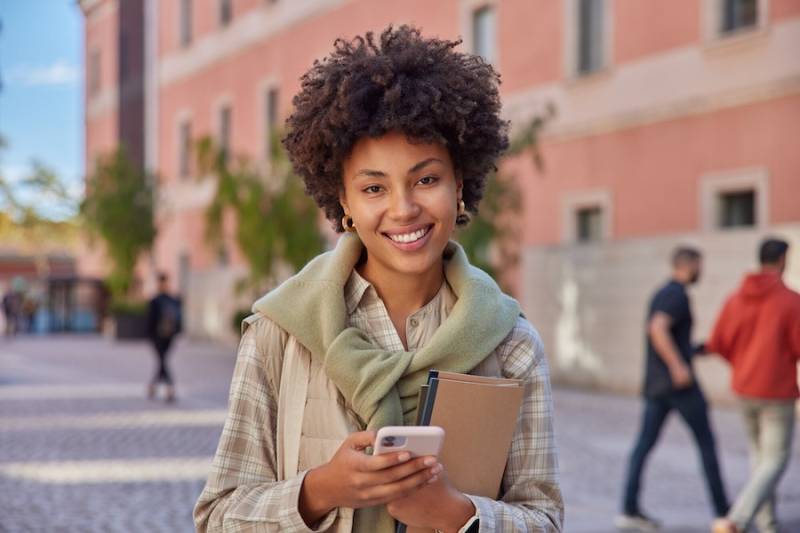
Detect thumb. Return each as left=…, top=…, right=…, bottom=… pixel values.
left=348, top=430, right=376, bottom=451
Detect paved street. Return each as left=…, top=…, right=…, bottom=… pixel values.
left=1, top=335, right=798, bottom=532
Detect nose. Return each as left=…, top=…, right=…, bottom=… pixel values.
left=388, top=189, right=421, bottom=221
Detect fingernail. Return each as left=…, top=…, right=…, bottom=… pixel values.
left=432, top=464, right=443, bottom=474
left=428, top=475, right=438, bottom=484
left=423, top=457, right=436, bottom=466
left=398, top=453, right=411, bottom=462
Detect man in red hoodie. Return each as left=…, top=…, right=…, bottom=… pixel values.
left=706, top=238, right=800, bottom=533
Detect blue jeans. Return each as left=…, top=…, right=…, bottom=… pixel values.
left=623, top=385, right=729, bottom=517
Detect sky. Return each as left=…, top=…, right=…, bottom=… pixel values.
left=0, top=1, right=84, bottom=213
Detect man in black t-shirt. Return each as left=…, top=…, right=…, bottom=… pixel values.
left=146, top=273, right=183, bottom=402
left=615, top=247, right=729, bottom=532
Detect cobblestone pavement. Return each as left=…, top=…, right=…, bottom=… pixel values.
left=0, top=335, right=798, bottom=532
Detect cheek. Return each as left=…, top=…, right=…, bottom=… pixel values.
left=430, top=191, right=459, bottom=222
left=349, top=199, right=382, bottom=229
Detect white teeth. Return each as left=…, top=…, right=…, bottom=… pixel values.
left=388, top=227, right=428, bottom=243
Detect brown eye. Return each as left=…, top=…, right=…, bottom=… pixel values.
left=417, top=175, right=438, bottom=185
left=364, top=185, right=382, bottom=194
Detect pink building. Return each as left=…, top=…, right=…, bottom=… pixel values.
left=81, top=0, right=800, bottom=398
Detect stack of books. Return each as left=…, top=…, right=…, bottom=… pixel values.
left=400, top=369, right=525, bottom=533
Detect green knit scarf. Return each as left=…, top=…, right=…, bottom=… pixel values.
left=252, top=232, right=520, bottom=531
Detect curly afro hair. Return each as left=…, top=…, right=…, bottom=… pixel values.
left=283, top=25, right=509, bottom=232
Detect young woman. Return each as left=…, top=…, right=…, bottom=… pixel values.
left=194, top=26, right=563, bottom=533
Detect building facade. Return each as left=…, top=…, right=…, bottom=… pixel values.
left=81, top=0, right=800, bottom=398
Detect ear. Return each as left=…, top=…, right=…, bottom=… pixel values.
left=456, top=178, right=464, bottom=201
left=339, top=189, right=350, bottom=214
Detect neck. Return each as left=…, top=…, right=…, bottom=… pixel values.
left=671, top=274, right=689, bottom=286
left=359, top=257, right=444, bottom=318
left=760, top=264, right=782, bottom=276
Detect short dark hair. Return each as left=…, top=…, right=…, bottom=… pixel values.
left=759, top=238, right=789, bottom=265
left=672, top=246, right=701, bottom=267
left=283, top=25, right=509, bottom=232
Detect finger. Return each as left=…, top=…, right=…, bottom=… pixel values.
left=359, top=449, right=421, bottom=472
left=369, top=455, right=438, bottom=483
left=347, top=430, right=376, bottom=451
left=361, top=463, right=441, bottom=504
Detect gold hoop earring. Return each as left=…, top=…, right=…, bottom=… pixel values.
left=342, top=214, right=356, bottom=232
left=457, top=200, right=471, bottom=224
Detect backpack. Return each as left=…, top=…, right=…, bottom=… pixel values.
left=157, top=298, right=181, bottom=338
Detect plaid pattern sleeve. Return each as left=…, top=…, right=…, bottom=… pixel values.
left=465, top=316, right=564, bottom=532
left=193, top=315, right=338, bottom=533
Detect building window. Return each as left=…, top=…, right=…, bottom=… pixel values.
left=576, top=0, right=606, bottom=75
left=264, top=87, right=279, bottom=157
left=562, top=189, right=612, bottom=243
left=180, top=0, right=193, bottom=47
left=89, top=49, right=101, bottom=96
left=471, top=6, right=496, bottom=64
left=179, top=119, right=192, bottom=179
left=700, top=167, right=767, bottom=232
left=219, top=105, right=232, bottom=164
left=219, top=0, right=233, bottom=26
left=718, top=190, right=756, bottom=228
left=721, top=0, right=758, bottom=34
left=576, top=206, right=604, bottom=243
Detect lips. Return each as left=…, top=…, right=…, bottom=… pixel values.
left=382, top=224, right=434, bottom=250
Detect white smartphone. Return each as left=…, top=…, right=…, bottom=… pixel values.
left=373, top=426, right=445, bottom=457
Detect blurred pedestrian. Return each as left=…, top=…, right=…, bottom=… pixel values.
left=146, top=272, right=182, bottom=402
left=616, top=247, right=729, bottom=532
left=2, top=287, right=21, bottom=338
left=21, top=292, right=39, bottom=333
left=705, top=238, right=800, bottom=533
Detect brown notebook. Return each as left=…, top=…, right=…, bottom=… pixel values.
left=405, top=370, right=524, bottom=533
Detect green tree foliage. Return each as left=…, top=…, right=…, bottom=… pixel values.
left=196, top=131, right=324, bottom=298
left=80, top=148, right=156, bottom=301
left=0, top=134, right=80, bottom=246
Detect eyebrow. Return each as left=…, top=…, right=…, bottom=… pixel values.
left=354, top=157, right=444, bottom=179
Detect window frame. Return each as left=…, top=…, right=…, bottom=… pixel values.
left=459, top=0, right=500, bottom=68
left=217, top=102, right=233, bottom=165
left=575, top=205, right=605, bottom=243
left=176, top=113, right=193, bottom=180
left=471, top=4, right=497, bottom=64
left=561, top=189, right=613, bottom=244
left=219, top=0, right=233, bottom=27
left=703, top=0, right=769, bottom=43
left=564, top=0, right=614, bottom=80
left=699, top=167, right=769, bottom=232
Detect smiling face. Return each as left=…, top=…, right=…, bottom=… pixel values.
left=340, top=131, right=462, bottom=281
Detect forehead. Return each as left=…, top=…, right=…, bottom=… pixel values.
left=343, top=131, right=451, bottom=173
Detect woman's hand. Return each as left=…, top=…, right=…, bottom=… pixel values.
left=299, top=431, right=441, bottom=526
left=386, top=471, right=475, bottom=533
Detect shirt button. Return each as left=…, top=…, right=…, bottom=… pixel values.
left=410, top=318, right=418, bottom=328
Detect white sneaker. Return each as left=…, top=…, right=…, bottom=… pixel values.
left=614, top=512, right=661, bottom=532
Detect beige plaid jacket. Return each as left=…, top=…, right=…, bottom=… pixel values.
left=194, top=270, right=563, bottom=532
